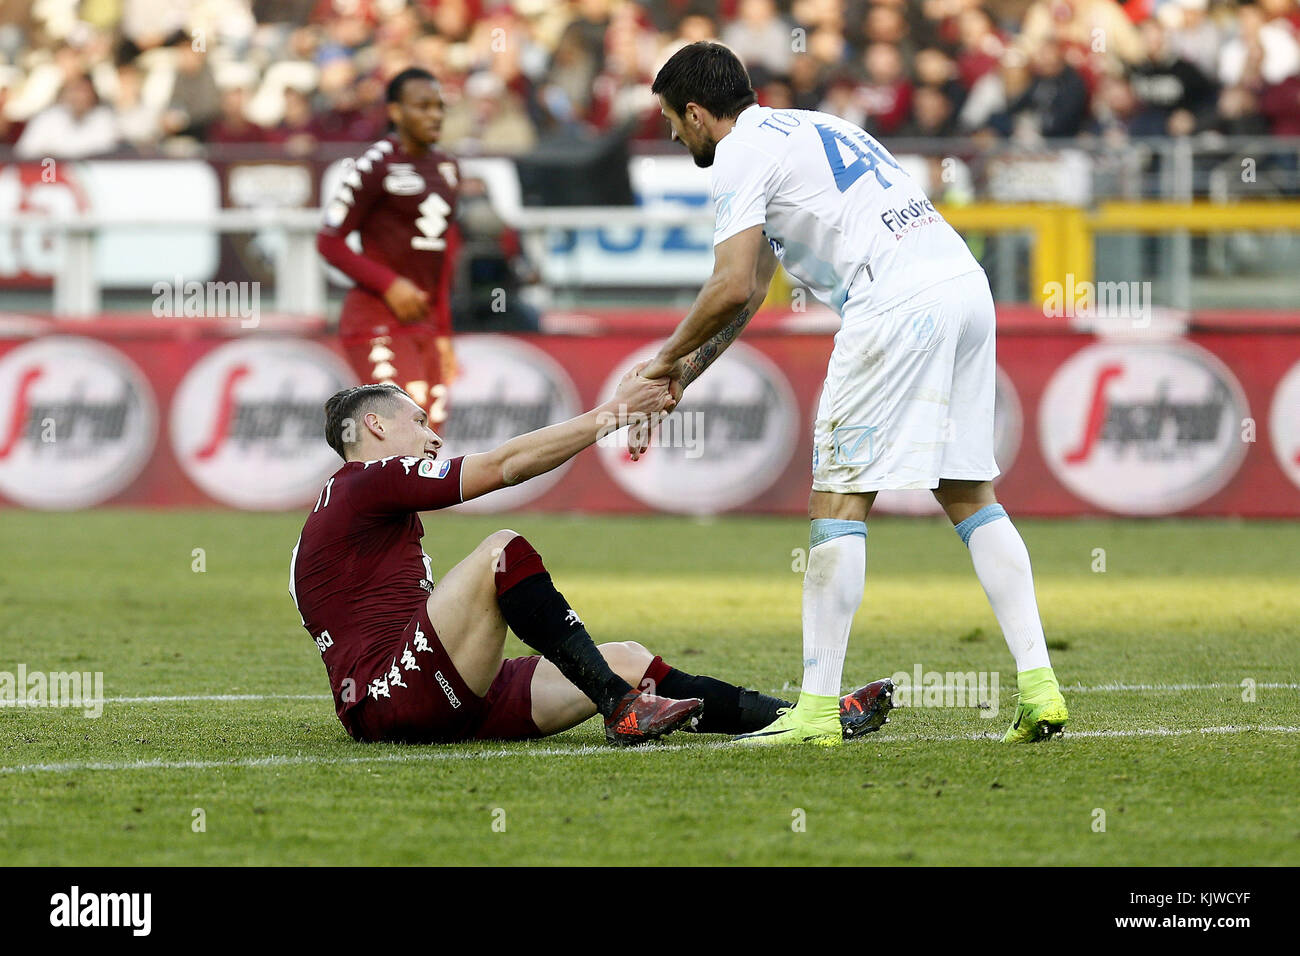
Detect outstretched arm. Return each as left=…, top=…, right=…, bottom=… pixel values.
left=679, top=239, right=778, bottom=390
left=640, top=225, right=772, bottom=381
left=627, top=236, right=777, bottom=460
left=460, top=364, right=670, bottom=501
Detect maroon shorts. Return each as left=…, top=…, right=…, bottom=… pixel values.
left=339, top=292, right=446, bottom=423
left=344, top=603, right=543, bottom=745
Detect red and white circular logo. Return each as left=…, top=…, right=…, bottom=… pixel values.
left=1269, top=358, right=1300, bottom=492
left=171, top=339, right=356, bottom=509
left=0, top=336, right=157, bottom=509
left=1039, top=340, right=1249, bottom=514
left=874, top=364, right=1023, bottom=515
left=436, top=336, right=581, bottom=513
left=596, top=341, right=798, bottom=514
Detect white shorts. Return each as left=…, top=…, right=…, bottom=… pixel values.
left=812, top=269, right=1000, bottom=494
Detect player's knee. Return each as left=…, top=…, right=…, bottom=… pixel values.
left=482, top=529, right=519, bottom=551
left=599, top=641, right=651, bottom=683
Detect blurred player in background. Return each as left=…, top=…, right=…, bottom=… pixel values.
left=639, top=42, right=1069, bottom=746
left=317, top=67, right=460, bottom=426
left=289, top=374, right=894, bottom=747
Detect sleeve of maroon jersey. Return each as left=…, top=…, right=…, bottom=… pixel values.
left=348, top=455, right=465, bottom=514
left=316, top=142, right=401, bottom=295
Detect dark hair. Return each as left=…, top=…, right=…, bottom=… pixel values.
left=386, top=67, right=437, bottom=105
left=323, top=383, right=407, bottom=460
left=651, top=42, right=757, bottom=120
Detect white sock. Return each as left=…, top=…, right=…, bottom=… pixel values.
left=801, top=519, right=866, bottom=698
left=958, top=505, right=1051, bottom=673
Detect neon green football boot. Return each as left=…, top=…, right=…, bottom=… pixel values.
left=733, top=693, right=843, bottom=747
left=1003, top=667, right=1069, bottom=743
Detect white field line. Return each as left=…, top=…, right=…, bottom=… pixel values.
left=1, top=725, right=1298, bottom=776
left=0, top=681, right=1294, bottom=708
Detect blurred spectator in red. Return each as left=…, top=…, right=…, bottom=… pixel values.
left=15, top=73, right=119, bottom=158
left=858, top=41, right=913, bottom=136
left=956, top=6, right=1008, bottom=88
left=1260, top=73, right=1300, bottom=133
left=309, top=59, right=384, bottom=142
left=208, top=85, right=272, bottom=144
left=590, top=3, right=660, bottom=137
left=960, top=45, right=1033, bottom=131
left=0, top=86, right=25, bottom=147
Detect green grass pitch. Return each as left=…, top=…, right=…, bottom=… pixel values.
left=2, top=510, right=1297, bottom=866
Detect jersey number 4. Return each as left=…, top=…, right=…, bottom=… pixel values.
left=413, top=193, right=451, bottom=251
left=815, top=124, right=900, bottom=193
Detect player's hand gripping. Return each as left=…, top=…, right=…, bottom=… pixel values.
left=627, top=358, right=684, bottom=461
left=384, top=277, right=430, bottom=323
left=612, top=362, right=674, bottom=433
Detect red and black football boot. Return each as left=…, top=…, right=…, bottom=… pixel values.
left=839, top=678, right=895, bottom=740
left=604, top=690, right=704, bottom=746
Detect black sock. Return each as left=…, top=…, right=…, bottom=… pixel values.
left=655, top=669, right=791, bottom=734
left=496, top=572, right=631, bottom=718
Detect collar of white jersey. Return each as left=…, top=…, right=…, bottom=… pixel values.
left=733, top=104, right=763, bottom=128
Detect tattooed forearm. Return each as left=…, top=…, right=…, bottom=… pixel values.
left=679, top=305, right=754, bottom=388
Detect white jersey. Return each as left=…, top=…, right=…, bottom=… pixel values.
left=711, top=105, right=981, bottom=318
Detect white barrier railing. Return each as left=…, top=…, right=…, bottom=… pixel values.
left=4, top=208, right=326, bottom=318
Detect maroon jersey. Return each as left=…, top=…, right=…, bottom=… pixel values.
left=289, top=453, right=465, bottom=723
left=316, top=133, right=460, bottom=339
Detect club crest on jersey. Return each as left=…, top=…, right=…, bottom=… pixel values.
left=384, top=164, right=425, bottom=195
left=418, top=459, right=452, bottom=479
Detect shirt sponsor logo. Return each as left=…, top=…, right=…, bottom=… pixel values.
left=1039, top=341, right=1249, bottom=514
left=0, top=337, right=157, bottom=509
left=383, top=163, right=426, bottom=196
left=880, top=197, right=940, bottom=237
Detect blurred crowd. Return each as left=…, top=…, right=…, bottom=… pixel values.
left=1, top=0, right=1298, bottom=161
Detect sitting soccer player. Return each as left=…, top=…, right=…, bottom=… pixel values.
left=290, top=372, right=894, bottom=746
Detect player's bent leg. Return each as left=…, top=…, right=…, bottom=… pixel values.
left=425, top=530, right=516, bottom=696
left=935, top=481, right=1068, bottom=741
left=528, top=642, right=652, bottom=736
left=488, top=539, right=701, bottom=744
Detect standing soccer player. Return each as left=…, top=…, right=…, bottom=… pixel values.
left=638, top=42, right=1068, bottom=745
left=317, top=67, right=460, bottom=425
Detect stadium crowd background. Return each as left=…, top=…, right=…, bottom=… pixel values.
left=1, top=0, right=1298, bottom=162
